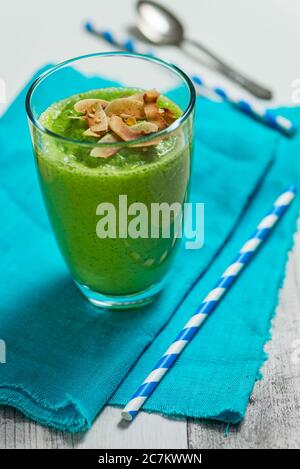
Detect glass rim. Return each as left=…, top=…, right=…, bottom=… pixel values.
left=25, top=51, right=196, bottom=148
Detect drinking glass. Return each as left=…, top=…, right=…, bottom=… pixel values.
left=26, top=52, right=195, bottom=309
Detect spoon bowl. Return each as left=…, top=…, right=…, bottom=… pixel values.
left=137, top=0, right=184, bottom=45
left=136, top=0, right=273, bottom=100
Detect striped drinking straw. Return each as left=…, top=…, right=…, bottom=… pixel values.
left=121, top=186, right=297, bottom=421
left=84, top=22, right=297, bottom=136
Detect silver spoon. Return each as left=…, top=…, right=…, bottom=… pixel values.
left=136, top=0, right=272, bottom=100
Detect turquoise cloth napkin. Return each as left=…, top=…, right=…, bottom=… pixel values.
left=0, top=67, right=299, bottom=432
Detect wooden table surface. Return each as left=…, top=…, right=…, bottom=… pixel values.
left=1, top=230, right=299, bottom=449
left=1, top=0, right=300, bottom=450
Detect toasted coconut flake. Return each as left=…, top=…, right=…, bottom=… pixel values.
left=121, top=115, right=137, bottom=126
left=130, top=121, right=160, bottom=148
left=129, top=92, right=144, bottom=103
left=144, top=89, right=160, bottom=103
left=144, top=102, right=166, bottom=130
left=74, top=98, right=109, bottom=113
left=90, top=133, right=120, bottom=158
left=162, top=108, right=177, bottom=126
left=143, top=89, right=176, bottom=130
left=87, top=104, right=108, bottom=133
left=105, top=97, right=145, bottom=119
left=130, top=121, right=158, bottom=133
left=109, top=115, right=158, bottom=141
left=132, top=136, right=162, bottom=148
left=83, top=128, right=102, bottom=137
left=143, top=90, right=165, bottom=129
left=144, top=101, right=159, bottom=120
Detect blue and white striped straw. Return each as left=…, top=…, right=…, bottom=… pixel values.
left=85, top=22, right=297, bottom=137
left=121, top=185, right=297, bottom=421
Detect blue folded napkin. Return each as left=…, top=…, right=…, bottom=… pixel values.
left=0, top=67, right=299, bottom=432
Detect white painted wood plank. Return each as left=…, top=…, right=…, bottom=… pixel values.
left=188, top=227, right=300, bottom=449
left=73, top=407, right=187, bottom=449
left=0, top=407, right=187, bottom=449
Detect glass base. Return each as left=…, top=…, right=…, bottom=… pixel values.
left=75, top=280, right=164, bottom=310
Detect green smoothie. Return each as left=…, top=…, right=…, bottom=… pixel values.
left=35, top=88, right=191, bottom=296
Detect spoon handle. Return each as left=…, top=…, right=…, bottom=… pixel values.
left=184, top=37, right=272, bottom=100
